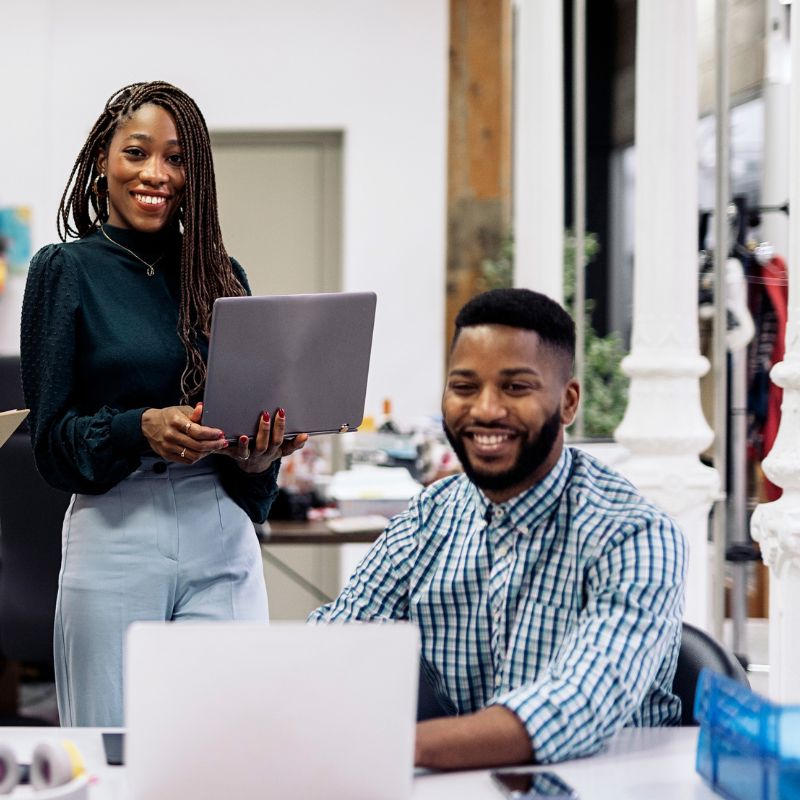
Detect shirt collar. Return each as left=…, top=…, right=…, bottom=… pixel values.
left=468, top=447, right=573, bottom=532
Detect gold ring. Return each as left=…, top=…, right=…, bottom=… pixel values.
left=180, top=448, right=186, bottom=459
left=185, top=421, right=192, bottom=434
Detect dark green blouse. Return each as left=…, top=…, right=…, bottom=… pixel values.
left=20, top=224, right=279, bottom=523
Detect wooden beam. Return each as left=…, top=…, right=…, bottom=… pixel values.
left=446, top=0, right=513, bottom=350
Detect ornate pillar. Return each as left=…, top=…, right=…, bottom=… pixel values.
left=512, top=0, right=563, bottom=302
left=750, top=0, right=800, bottom=705
left=614, top=0, right=719, bottom=630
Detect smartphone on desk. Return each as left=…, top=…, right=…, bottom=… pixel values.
left=491, top=769, right=579, bottom=799
left=102, top=732, right=125, bottom=766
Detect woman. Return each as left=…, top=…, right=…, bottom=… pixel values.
left=20, top=81, right=307, bottom=726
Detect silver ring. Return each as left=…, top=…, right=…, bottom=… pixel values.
left=180, top=448, right=187, bottom=459
left=184, top=421, right=192, bottom=435
left=237, top=452, right=250, bottom=462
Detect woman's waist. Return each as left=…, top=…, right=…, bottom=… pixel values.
left=132, top=455, right=219, bottom=479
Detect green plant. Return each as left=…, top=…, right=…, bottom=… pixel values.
left=478, top=231, right=628, bottom=438
left=478, top=236, right=514, bottom=291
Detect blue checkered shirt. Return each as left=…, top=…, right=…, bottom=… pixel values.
left=309, top=447, right=687, bottom=763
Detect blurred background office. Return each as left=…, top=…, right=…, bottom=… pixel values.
left=1, top=0, right=798, bottom=721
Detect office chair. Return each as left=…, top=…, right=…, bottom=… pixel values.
left=673, top=621, right=750, bottom=726
left=0, top=355, right=69, bottom=665
left=417, top=661, right=453, bottom=722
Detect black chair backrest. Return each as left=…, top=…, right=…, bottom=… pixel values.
left=417, top=661, right=453, bottom=721
left=0, top=433, right=70, bottom=663
left=0, top=355, right=26, bottom=411
left=674, top=621, right=750, bottom=725
left=0, top=355, right=70, bottom=663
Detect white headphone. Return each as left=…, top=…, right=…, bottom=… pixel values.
left=0, top=741, right=89, bottom=798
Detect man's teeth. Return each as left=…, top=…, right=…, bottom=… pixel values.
left=135, top=194, right=166, bottom=205
left=473, top=433, right=509, bottom=445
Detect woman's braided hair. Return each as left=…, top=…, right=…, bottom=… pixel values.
left=57, top=80, right=245, bottom=402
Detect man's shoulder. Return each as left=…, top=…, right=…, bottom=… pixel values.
left=390, top=473, right=477, bottom=535
left=419, top=472, right=473, bottom=502
left=564, top=447, right=681, bottom=535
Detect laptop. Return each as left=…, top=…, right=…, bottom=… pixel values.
left=0, top=409, right=28, bottom=449
left=124, top=622, right=420, bottom=800
left=201, top=292, right=377, bottom=439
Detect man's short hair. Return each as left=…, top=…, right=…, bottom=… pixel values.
left=452, top=288, right=576, bottom=371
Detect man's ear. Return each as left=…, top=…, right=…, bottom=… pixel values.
left=560, top=378, right=580, bottom=426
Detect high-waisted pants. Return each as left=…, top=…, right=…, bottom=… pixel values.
left=53, top=457, right=269, bottom=727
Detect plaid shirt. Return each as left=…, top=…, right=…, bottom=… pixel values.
left=309, top=447, right=687, bottom=763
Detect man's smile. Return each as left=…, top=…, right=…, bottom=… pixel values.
left=461, top=427, right=521, bottom=460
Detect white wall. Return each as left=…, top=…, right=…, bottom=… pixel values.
left=0, top=0, right=448, bottom=421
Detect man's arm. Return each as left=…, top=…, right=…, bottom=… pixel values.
left=490, top=514, right=687, bottom=764
left=411, top=513, right=687, bottom=769
left=307, top=506, right=418, bottom=622
left=415, top=706, right=531, bottom=769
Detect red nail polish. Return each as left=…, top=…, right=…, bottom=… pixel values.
left=239, top=435, right=248, bottom=445
left=278, top=408, right=285, bottom=419
left=262, top=410, right=270, bottom=423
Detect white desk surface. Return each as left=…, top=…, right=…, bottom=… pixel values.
left=0, top=725, right=716, bottom=799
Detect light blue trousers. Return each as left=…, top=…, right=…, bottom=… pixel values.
left=54, top=457, right=269, bottom=727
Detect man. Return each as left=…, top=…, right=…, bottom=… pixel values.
left=309, top=288, right=686, bottom=769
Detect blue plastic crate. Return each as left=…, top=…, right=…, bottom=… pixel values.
left=694, top=669, right=800, bottom=799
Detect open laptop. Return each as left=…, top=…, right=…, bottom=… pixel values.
left=124, top=622, right=419, bottom=800
left=201, top=292, right=377, bottom=439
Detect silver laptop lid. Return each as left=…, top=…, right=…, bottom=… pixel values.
left=201, top=291, right=377, bottom=438
left=125, top=622, right=419, bottom=800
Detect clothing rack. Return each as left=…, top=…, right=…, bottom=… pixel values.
left=697, top=196, right=770, bottom=664
left=698, top=201, right=790, bottom=216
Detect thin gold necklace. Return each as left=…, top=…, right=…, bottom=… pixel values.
left=100, top=225, right=165, bottom=277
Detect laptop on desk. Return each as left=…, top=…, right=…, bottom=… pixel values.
left=124, top=622, right=419, bottom=800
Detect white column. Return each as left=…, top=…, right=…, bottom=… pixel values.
left=762, top=0, right=790, bottom=258
left=614, top=0, right=719, bottom=631
left=749, top=0, right=800, bottom=705
left=512, top=0, right=563, bottom=302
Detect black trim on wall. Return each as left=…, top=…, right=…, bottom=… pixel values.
left=563, top=0, right=618, bottom=337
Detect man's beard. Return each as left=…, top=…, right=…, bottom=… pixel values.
left=443, top=408, right=562, bottom=494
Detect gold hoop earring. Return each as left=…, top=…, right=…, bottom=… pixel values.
left=92, top=173, right=111, bottom=220
left=92, top=173, right=107, bottom=198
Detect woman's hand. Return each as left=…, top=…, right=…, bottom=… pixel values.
left=224, top=408, right=309, bottom=474
left=141, top=403, right=228, bottom=464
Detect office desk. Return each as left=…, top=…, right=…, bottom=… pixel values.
left=0, top=726, right=715, bottom=799
left=258, top=519, right=385, bottom=607
left=257, top=519, right=384, bottom=545
left=413, top=727, right=716, bottom=800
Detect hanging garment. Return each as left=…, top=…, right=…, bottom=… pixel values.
left=761, top=255, right=788, bottom=501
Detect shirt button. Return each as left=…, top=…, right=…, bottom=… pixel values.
left=152, top=461, right=167, bottom=474
left=496, top=543, right=510, bottom=559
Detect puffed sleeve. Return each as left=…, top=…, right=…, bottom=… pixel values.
left=213, top=456, right=280, bottom=524
left=21, top=244, right=146, bottom=494
left=212, top=256, right=280, bottom=523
